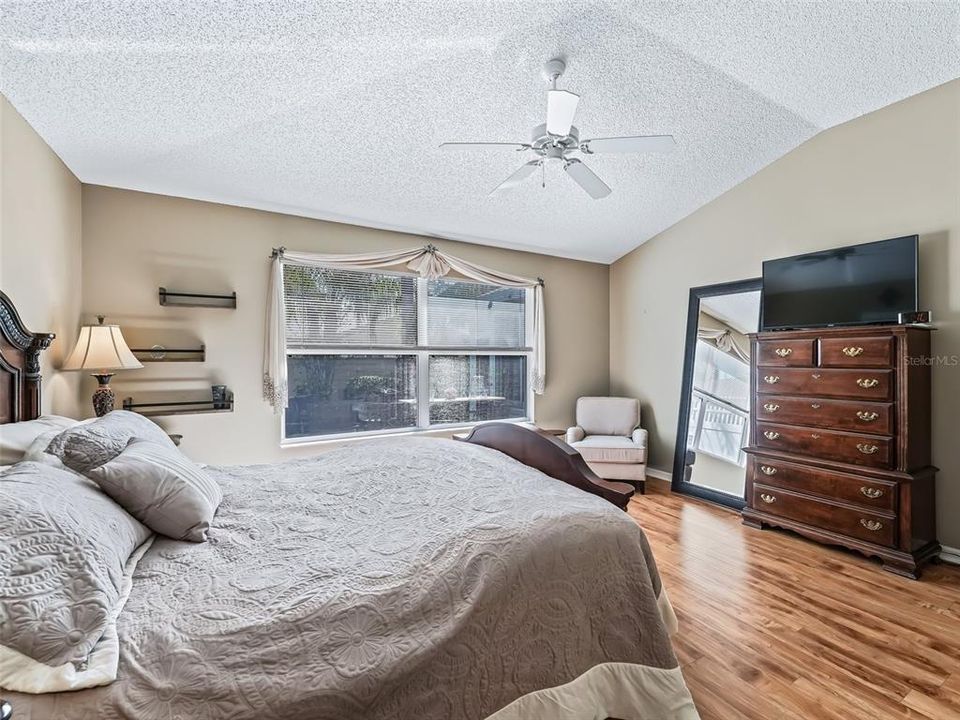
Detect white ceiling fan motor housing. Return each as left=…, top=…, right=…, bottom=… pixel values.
left=530, top=123, right=579, bottom=155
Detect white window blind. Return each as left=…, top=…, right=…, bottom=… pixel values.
left=426, top=280, right=526, bottom=348
left=284, top=265, right=418, bottom=348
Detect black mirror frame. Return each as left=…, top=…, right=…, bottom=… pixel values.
left=671, top=277, right=762, bottom=509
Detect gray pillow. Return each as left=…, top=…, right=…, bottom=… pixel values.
left=0, top=461, right=152, bottom=693
left=45, top=410, right=174, bottom=473
left=86, top=439, right=222, bottom=542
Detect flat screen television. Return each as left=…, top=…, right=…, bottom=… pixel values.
left=761, top=235, right=918, bottom=331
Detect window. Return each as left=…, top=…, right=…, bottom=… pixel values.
left=686, top=340, right=750, bottom=466
left=283, top=265, right=532, bottom=441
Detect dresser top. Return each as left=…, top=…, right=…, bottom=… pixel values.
left=750, top=323, right=934, bottom=339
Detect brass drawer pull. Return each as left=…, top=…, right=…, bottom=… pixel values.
left=860, top=519, right=883, bottom=531
left=763, top=403, right=780, bottom=413
left=774, top=347, right=793, bottom=357
left=763, top=431, right=781, bottom=440
left=810, top=403, right=822, bottom=409
left=860, top=487, right=884, bottom=499
left=759, top=465, right=777, bottom=476
left=810, top=433, right=821, bottom=440
left=856, top=411, right=879, bottom=422
left=760, top=493, right=776, bottom=504
left=811, top=373, right=821, bottom=380
left=842, top=346, right=865, bottom=357
left=857, top=378, right=880, bottom=389
left=857, top=443, right=879, bottom=455
left=763, top=375, right=780, bottom=384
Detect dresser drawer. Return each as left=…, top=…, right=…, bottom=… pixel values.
left=757, top=367, right=893, bottom=401
left=757, top=339, right=815, bottom=367
left=756, top=396, right=894, bottom=435
left=819, top=336, right=894, bottom=368
left=749, top=456, right=896, bottom=512
left=752, top=483, right=896, bottom=547
left=756, top=422, right=894, bottom=468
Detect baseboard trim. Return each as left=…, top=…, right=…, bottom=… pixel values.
left=941, top=545, right=960, bottom=566
left=645, top=468, right=672, bottom=485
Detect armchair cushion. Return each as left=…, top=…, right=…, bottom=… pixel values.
left=572, top=435, right=647, bottom=465
left=576, top=397, right=640, bottom=437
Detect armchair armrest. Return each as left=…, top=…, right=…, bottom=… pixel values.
left=566, top=425, right=585, bottom=444
left=632, top=427, right=648, bottom=447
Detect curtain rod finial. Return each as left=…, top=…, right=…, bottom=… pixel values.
left=537, top=277, right=545, bottom=287
left=270, top=246, right=286, bottom=260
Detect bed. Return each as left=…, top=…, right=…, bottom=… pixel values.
left=0, top=290, right=698, bottom=720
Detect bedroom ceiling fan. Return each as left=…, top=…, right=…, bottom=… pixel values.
left=440, top=58, right=675, bottom=200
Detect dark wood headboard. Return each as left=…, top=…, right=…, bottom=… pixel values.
left=0, top=290, right=55, bottom=424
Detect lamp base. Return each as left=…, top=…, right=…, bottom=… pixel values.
left=91, top=374, right=116, bottom=417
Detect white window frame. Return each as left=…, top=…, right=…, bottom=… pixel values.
left=281, top=271, right=534, bottom=445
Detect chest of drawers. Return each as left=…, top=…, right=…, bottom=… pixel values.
left=742, top=325, right=939, bottom=578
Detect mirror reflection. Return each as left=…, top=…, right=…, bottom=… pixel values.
left=680, top=289, right=761, bottom=500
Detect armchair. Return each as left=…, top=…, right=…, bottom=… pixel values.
left=566, top=396, right=648, bottom=493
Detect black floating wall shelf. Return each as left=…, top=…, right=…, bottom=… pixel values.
left=123, top=390, right=234, bottom=418
left=159, top=287, right=237, bottom=309
left=131, top=344, right=206, bottom=363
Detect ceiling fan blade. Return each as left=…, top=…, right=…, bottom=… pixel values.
left=490, top=160, right=540, bottom=194
left=580, top=135, right=675, bottom=154
left=563, top=159, right=611, bottom=199
left=440, top=142, right=529, bottom=151
left=546, top=89, right=580, bottom=136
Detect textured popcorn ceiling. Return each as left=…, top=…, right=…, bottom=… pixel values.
left=2, top=2, right=958, bottom=263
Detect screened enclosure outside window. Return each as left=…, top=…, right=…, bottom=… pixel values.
left=283, top=265, right=532, bottom=440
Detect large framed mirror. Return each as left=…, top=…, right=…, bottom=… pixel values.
left=672, top=278, right=762, bottom=509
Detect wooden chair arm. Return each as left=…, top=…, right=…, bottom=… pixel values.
left=458, top=423, right=635, bottom=510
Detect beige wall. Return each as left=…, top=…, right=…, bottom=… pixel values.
left=80, top=186, right=610, bottom=464
left=0, top=95, right=83, bottom=417
left=610, top=79, right=960, bottom=547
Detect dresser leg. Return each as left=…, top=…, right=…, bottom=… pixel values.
left=881, top=557, right=920, bottom=580
left=741, top=515, right=763, bottom=530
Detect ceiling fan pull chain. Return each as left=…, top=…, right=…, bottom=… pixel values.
left=541, top=160, right=546, bottom=188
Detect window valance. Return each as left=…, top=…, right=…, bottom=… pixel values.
left=697, top=326, right=750, bottom=364
left=263, top=244, right=545, bottom=412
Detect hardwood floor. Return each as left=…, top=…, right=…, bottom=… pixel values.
left=630, top=481, right=960, bottom=720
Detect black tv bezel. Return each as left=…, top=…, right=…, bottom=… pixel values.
left=760, top=235, right=919, bottom=332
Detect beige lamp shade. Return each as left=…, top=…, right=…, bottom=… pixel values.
left=63, top=319, right=143, bottom=373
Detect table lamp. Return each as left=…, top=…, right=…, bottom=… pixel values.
left=63, top=316, right=143, bottom=416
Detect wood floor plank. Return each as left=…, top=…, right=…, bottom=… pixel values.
left=630, top=482, right=960, bottom=720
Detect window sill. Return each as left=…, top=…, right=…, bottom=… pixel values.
left=280, top=418, right=532, bottom=449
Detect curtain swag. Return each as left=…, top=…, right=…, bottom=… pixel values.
left=697, top=326, right=750, bottom=364
left=263, top=244, right=546, bottom=412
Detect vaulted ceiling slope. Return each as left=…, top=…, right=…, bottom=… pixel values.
left=2, top=2, right=958, bottom=263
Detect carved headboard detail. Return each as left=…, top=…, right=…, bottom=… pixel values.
left=0, top=290, right=55, bottom=424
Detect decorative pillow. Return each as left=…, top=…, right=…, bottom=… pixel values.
left=86, top=439, right=222, bottom=542
left=0, top=415, right=78, bottom=465
left=45, top=410, right=173, bottom=474
left=0, top=461, right=153, bottom=693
